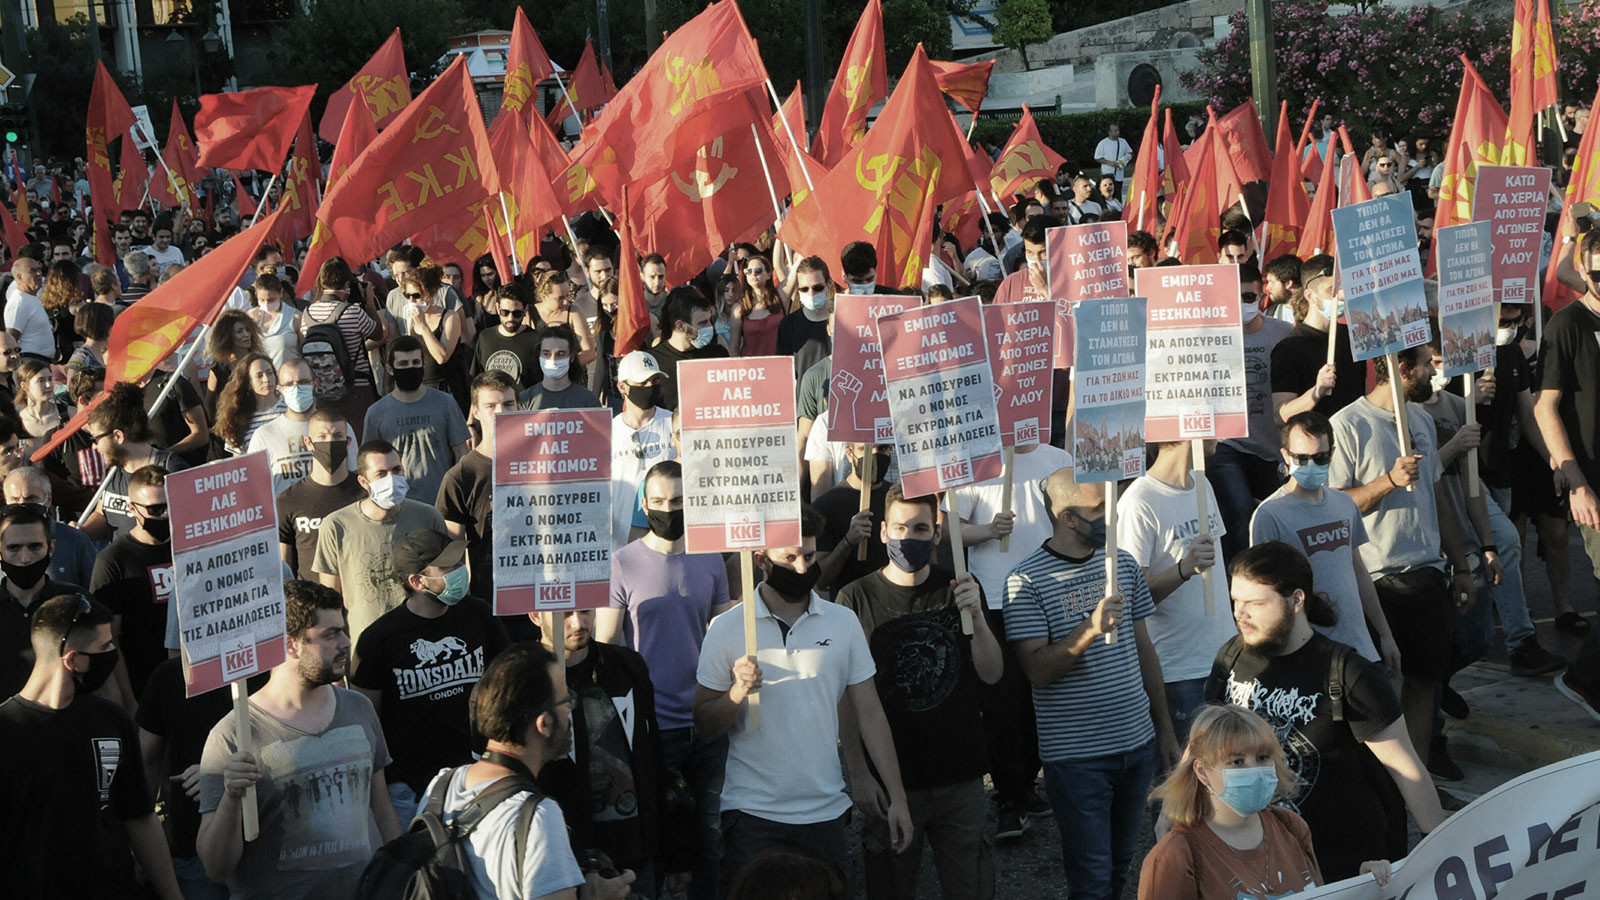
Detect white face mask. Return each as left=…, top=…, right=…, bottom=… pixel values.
left=366, top=473, right=408, bottom=510
left=1495, top=326, right=1518, bottom=347
left=1240, top=302, right=1261, bottom=324
left=800, top=290, right=829, bottom=312
left=281, top=384, right=314, bottom=414
left=1430, top=373, right=1451, bottom=394
left=1322, top=298, right=1346, bottom=320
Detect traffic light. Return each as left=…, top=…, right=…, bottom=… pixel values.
left=0, top=105, right=24, bottom=144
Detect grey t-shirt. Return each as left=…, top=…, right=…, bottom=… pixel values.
left=520, top=381, right=601, bottom=411
left=1225, top=316, right=1294, bottom=460
left=1328, top=396, right=1444, bottom=577
left=361, top=388, right=470, bottom=506
left=198, top=689, right=392, bottom=900
left=1250, top=485, right=1380, bottom=662
left=312, top=499, right=449, bottom=642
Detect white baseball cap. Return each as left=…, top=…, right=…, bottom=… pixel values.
left=616, top=350, right=664, bottom=385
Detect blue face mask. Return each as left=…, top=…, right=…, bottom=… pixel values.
left=1213, top=765, right=1279, bottom=817
left=434, top=566, right=470, bottom=605
left=886, top=536, right=934, bottom=573
left=1075, top=513, right=1107, bottom=549
left=692, top=323, right=715, bottom=349
left=281, top=383, right=314, bottom=414
left=1288, top=461, right=1329, bottom=490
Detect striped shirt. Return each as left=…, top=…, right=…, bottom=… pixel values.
left=303, top=297, right=378, bottom=384
left=1003, top=544, right=1156, bottom=762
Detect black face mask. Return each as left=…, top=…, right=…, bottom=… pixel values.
left=391, top=367, right=425, bottom=392
left=73, top=647, right=119, bottom=693
left=851, top=450, right=891, bottom=483
left=625, top=383, right=657, bottom=409
left=646, top=508, right=685, bottom=541
left=1588, top=267, right=1600, bottom=287
left=311, top=440, right=348, bottom=471
left=142, top=516, right=171, bottom=542
left=2, top=557, right=49, bottom=590
left=763, top=560, right=821, bottom=600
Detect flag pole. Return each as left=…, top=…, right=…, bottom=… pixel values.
left=973, top=192, right=1009, bottom=276
left=249, top=173, right=279, bottom=228
left=148, top=148, right=194, bottom=213
left=551, top=73, right=583, bottom=138
left=764, top=79, right=816, bottom=192
left=748, top=123, right=785, bottom=229
left=497, top=192, right=522, bottom=276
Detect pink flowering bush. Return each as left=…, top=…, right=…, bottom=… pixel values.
left=1555, top=0, right=1600, bottom=102
left=1183, top=0, right=1508, bottom=139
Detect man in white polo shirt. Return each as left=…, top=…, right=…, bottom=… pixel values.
left=695, top=508, right=912, bottom=893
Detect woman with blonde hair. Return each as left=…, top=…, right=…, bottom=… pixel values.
left=1139, top=704, right=1390, bottom=899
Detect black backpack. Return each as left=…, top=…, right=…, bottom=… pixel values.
left=301, top=299, right=357, bottom=402
left=353, top=769, right=543, bottom=900
left=1216, top=635, right=1353, bottom=721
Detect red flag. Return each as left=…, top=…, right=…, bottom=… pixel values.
left=813, top=0, right=888, bottom=168
left=1545, top=80, right=1600, bottom=310
left=232, top=172, right=258, bottom=218
left=503, top=6, right=557, bottom=105
left=0, top=201, right=22, bottom=256
left=772, top=81, right=826, bottom=205
left=152, top=108, right=199, bottom=208
left=314, top=58, right=500, bottom=272
left=195, top=85, right=317, bottom=172
left=988, top=105, right=1066, bottom=202
left=1434, top=58, right=1509, bottom=257
left=318, top=29, right=411, bottom=143
left=1507, top=0, right=1559, bottom=166
left=1336, top=126, right=1372, bottom=205
left=1214, top=100, right=1273, bottom=185
left=1163, top=107, right=1224, bottom=263
left=929, top=58, right=994, bottom=114
left=1299, top=129, right=1343, bottom=258
left=112, top=137, right=150, bottom=218
left=169, top=98, right=202, bottom=179
left=545, top=40, right=615, bottom=129
left=939, top=189, right=985, bottom=255
left=267, top=111, right=319, bottom=247
left=780, top=45, right=973, bottom=288
left=1296, top=101, right=1325, bottom=185
left=1161, top=108, right=1191, bottom=202
left=614, top=185, right=650, bottom=356
left=31, top=208, right=285, bottom=462
left=86, top=61, right=137, bottom=265
left=326, top=93, right=377, bottom=191
left=483, top=205, right=513, bottom=283
left=1122, top=86, right=1162, bottom=233
left=1261, top=102, right=1310, bottom=260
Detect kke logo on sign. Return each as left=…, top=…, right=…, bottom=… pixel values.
left=1014, top=419, right=1039, bottom=446
left=1180, top=412, right=1213, bottom=436
left=222, top=641, right=256, bottom=682
left=725, top=516, right=766, bottom=548
left=874, top=417, right=895, bottom=443
left=536, top=579, right=575, bottom=610
left=939, top=456, right=973, bottom=486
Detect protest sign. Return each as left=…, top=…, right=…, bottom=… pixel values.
left=1072, top=296, right=1148, bottom=482
left=171, top=452, right=285, bottom=697
left=1297, top=750, right=1600, bottom=900
left=1471, top=165, right=1553, bottom=305
left=877, top=295, right=1004, bottom=498
left=493, top=409, right=612, bottom=614
left=1436, top=221, right=1496, bottom=378
left=678, top=357, right=802, bottom=553
left=1047, top=221, right=1128, bottom=367
left=1134, top=264, right=1248, bottom=442
left=1331, top=192, right=1431, bottom=362
left=984, top=302, right=1054, bottom=448
left=829, top=294, right=920, bottom=442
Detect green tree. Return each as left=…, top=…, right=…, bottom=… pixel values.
left=24, top=18, right=99, bottom=159
left=994, top=0, right=1053, bottom=70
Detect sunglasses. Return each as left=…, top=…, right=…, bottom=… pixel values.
left=88, top=431, right=112, bottom=443
left=1240, top=292, right=1259, bottom=304
left=1288, top=451, right=1334, bottom=466
left=133, top=501, right=169, bottom=518
left=59, top=594, right=92, bottom=658
left=499, top=308, right=525, bottom=319
left=405, top=292, right=425, bottom=300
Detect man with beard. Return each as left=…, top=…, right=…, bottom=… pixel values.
left=472, top=286, right=544, bottom=389
left=1206, top=541, right=1445, bottom=880
left=196, top=580, right=403, bottom=899
left=1328, top=345, right=1475, bottom=771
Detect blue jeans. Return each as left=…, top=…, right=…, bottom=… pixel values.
left=172, top=855, right=228, bottom=900
left=1485, top=487, right=1535, bottom=649
left=659, top=726, right=728, bottom=900
left=1041, top=740, right=1159, bottom=900
left=1163, top=678, right=1208, bottom=746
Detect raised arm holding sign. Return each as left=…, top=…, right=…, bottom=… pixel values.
left=831, top=295, right=919, bottom=560
left=1437, top=221, right=1498, bottom=498
left=984, top=301, right=1055, bottom=553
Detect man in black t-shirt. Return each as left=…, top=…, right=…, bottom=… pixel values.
left=275, top=410, right=366, bottom=580
left=139, top=367, right=209, bottom=467
left=471, top=288, right=544, bottom=389
left=835, top=484, right=1002, bottom=900
left=1538, top=231, right=1600, bottom=719
left=1270, top=267, right=1369, bottom=423
left=0, top=506, right=89, bottom=697
left=1206, top=541, right=1445, bottom=879
left=350, top=529, right=509, bottom=821
left=437, top=372, right=518, bottom=618
left=775, top=256, right=833, bottom=379
left=0, top=594, right=181, bottom=898
left=646, top=288, right=729, bottom=412
left=91, top=464, right=176, bottom=704
left=814, top=443, right=892, bottom=594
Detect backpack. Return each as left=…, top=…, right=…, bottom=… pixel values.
left=301, top=300, right=356, bottom=402
left=353, top=768, right=543, bottom=900
left=1217, top=635, right=1353, bottom=721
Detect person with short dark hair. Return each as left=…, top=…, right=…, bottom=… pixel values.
left=249, top=358, right=358, bottom=495
left=0, top=592, right=182, bottom=898
left=472, top=285, right=544, bottom=389
left=1218, top=229, right=1251, bottom=265
left=91, top=463, right=175, bottom=703
left=648, top=287, right=729, bottom=411
left=1127, top=230, right=1159, bottom=272
left=1205, top=541, right=1444, bottom=880
left=81, top=383, right=191, bottom=542
left=0, top=503, right=90, bottom=697
left=362, top=335, right=471, bottom=505
left=1270, top=261, right=1368, bottom=423
left=197, top=581, right=403, bottom=898
left=275, top=408, right=365, bottom=581
left=437, top=372, right=519, bottom=617
left=839, top=242, right=887, bottom=295
left=993, top=214, right=1057, bottom=305
left=1262, top=254, right=1303, bottom=322
left=727, top=850, right=846, bottom=900
left=351, top=529, right=509, bottom=822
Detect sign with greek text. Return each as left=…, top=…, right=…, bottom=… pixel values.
left=493, top=409, right=612, bottom=614
left=1073, top=296, right=1147, bottom=482
left=1471, top=165, right=1552, bottom=305
left=1135, top=264, right=1248, bottom=441
left=1436, top=221, right=1497, bottom=378
left=679, top=357, right=802, bottom=553
left=1296, top=751, right=1600, bottom=900
left=1331, top=192, right=1431, bottom=361
left=170, top=452, right=285, bottom=697
left=877, top=296, right=1005, bottom=497
left=1048, top=221, right=1127, bottom=368
left=829, top=295, right=920, bottom=442
left=984, top=303, right=1054, bottom=448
